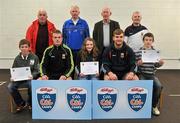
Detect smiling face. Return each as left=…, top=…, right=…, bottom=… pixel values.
left=52, top=33, right=63, bottom=46
left=85, top=40, right=94, bottom=53
left=132, top=11, right=142, bottom=26
left=113, top=33, right=124, bottom=48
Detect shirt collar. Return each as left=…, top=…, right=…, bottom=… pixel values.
left=21, top=54, right=29, bottom=60
left=71, top=18, right=79, bottom=25
left=103, top=19, right=110, bottom=24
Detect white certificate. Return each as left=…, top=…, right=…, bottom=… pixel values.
left=10, top=67, right=31, bottom=81
left=142, top=50, right=160, bottom=63
left=80, top=61, right=99, bottom=75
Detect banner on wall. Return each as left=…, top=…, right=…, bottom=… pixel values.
left=32, top=80, right=153, bottom=120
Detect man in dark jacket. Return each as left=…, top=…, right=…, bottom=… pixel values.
left=40, top=30, right=74, bottom=80
left=93, top=7, right=120, bottom=55
left=102, top=29, right=138, bottom=80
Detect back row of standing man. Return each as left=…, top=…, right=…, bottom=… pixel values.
left=26, top=5, right=148, bottom=63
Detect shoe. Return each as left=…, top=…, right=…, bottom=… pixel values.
left=16, top=102, right=27, bottom=112
left=152, top=107, right=160, bottom=116
left=28, top=105, right=32, bottom=110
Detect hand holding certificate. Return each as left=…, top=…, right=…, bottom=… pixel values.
left=10, top=67, right=32, bottom=81
left=80, top=61, right=99, bottom=75
left=142, top=50, right=160, bottom=63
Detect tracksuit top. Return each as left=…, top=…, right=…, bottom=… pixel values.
left=124, top=24, right=148, bottom=52
left=12, top=52, right=40, bottom=79
left=102, top=42, right=136, bottom=74
left=62, top=18, right=90, bottom=50
left=40, top=44, right=74, bottom=78
left=26, top=19, right=56, bottom=53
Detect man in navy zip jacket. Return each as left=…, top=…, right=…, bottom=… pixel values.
left=102, top=29, right=138, bottom=80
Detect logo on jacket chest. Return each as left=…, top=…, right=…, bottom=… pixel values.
left=30, top=59, right=35, bottom=65
left=120, top=53, right=125, bottom=58
left=62, top=54, right=66, bottom=59
left=112, top=53, right=125, bottom=59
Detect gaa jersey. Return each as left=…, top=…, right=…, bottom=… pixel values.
left=124, top=24, right=148, bottom=52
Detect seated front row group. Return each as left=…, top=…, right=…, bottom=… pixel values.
left=7, top=29, right=164, bottom=116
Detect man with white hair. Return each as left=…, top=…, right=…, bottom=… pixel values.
left=124, top=11, right=148, bottom=52
left=93, top=7, right=120, bottom=55
left=63, top=5, right=89, bottom=53
left=26, top=8, right=56, bottom=62
left=62, top=5, right=90, bottom=78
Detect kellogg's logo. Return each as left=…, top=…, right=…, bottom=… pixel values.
left=36, top=87, right=56, bottom=112
left=127, top=87, right=147, bottom=112
left=66, top=87, right=87, bottom=112
left=97, top=87, right=117, bottom=112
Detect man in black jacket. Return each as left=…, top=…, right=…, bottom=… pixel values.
left=40, top=30, right=74, bottom=80
left=102, top=29, right=138, bottom=80
left=93, top=7, right=120, bottom=55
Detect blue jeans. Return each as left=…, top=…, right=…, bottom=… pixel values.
left=7, top=80, right=31, bottom=106
left=140, top=74, right=163, bottom=108
left=79, top=75, right=99, bottom=80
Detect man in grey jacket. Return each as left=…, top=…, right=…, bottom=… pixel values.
left=93, top=7, right=120, bottom=55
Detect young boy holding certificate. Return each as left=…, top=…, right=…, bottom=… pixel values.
left=76, top=37, right=100, bottom=80
left=7, top=39, right=39, bottom=112
left=136, top=32, right=164, bottom=116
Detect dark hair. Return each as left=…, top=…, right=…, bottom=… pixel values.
left=143, top=32, right=154, bottom=42
left=80, top=37, right=99, bottom=62
left=52, top=29, right=62, bottom=34
left=19, top=39, right=30, bottom=48
left=113, top=29, right=124, bottom=36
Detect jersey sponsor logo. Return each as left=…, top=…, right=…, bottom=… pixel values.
left=30, top=59, right=35, bottom=65
left=129, top=32, right=133, bottom=35
left=50, top=55, right=55, bottom=58
left=62, top=54, right=66, bottom=59
left=36, top=87, right=57, bottom=112
left=120, top=53, right=124, bottom=58
left=97, top=87, right=118, bottom=112
left=127, top=87, right=147, bottom=112
left=66, top=87, right=87, bottom=112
